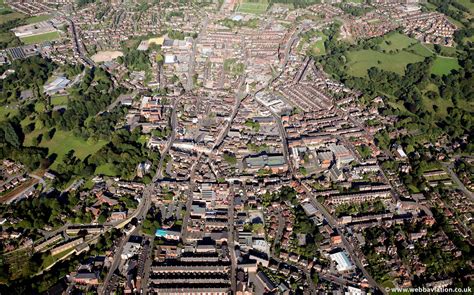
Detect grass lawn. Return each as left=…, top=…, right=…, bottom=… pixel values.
left=309, top=31, right=327, bottom=56
left=346, top=32, right=461, bottom=77
left=236, top=0, right=268, bottom=14
left=0, top=0, right=7, bottom=12
left=0, top=11, right=25, bottom=24
left=95, top=163, right=118, bottom=176
left=422, top=96, right=453, bottom=118
left=35, top=102, right=46, bottom=112
left=381, top=280, right=395, bottom=289
left=423, top=43, right=458, bottom=57
left=379, top=32, right=417, bottom=52
left=24, top=14, right=52, bottom=24
left=456, top=0, right=474, bottom=13
left=20, top=31, right=61, bottom=45
left=50, top=95, right=69, bottom=105
left=0, top=105, right=19, bottom=119
left=0, top=32, right=10, bottom=42
left=25, top=129, right=108, bottom=169
left=41, top=248, right=74, bottom=269
left=446, top=15, right=464, bottom=28
left=346, top=49, right=424, bottom=76
left=408, top=43, right=434, bottom=57
left=430, top=56, right=460, bottom=76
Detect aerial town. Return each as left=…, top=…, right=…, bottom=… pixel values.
left=0, top=0, right=472, bottom=294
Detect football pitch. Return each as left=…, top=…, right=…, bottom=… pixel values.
left=236, top=0, right=268, bottom=14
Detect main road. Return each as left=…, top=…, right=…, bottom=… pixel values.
left=301, top=183, right=385, bottom=294
left=250, top=20, right=385, bottom=294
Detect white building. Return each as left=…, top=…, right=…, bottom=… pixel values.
left=330, top=251, right=354, bottom=272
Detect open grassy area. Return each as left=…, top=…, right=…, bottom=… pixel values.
left=419, top=82, right=472, bottom=120
left=0, top=31, right=18, bottom=45
left=456, top=0, right=474, bottom=14
left=35, top=102, right=46, bottom=113
left=95, top=163, right=119, bottom=176
left=424, top=43, right=458, bottom=57
left=430, top=56, right=461, bottom=76
left=346, top=32, right=461, bottom=77
left=236, top=0, right=268, bottom=14
left=422, top=96, right=454, bottom=118
left=379, top=32, right=417, bottom=52
left=25, top=129, right=108, bottom=168
left=0, top=0, right=9, bottom=13
left=0, top=105, right=19, bottom=119
left=309, top=31, right=327, bottom=56
left=20, top=31, right=61, bottom=45
left=408, top=43, right=434, bottom=57
left=346, top=50, right=424, bottom=77
left=24, top=14, right=52, bottom=24
left=0, top=11, right=25, bottom=24
left=41, top=248, right=74, bottom=269
left=50, top=95, right=69, bottom=106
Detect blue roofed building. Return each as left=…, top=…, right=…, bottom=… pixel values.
left=155, top=228, right=181, bottom=240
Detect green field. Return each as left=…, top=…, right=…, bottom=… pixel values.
left=236, top=0, right=268, bottom=14
left=408, top=43, right=434, bottom=57
left=346, top=50, right=424, bottom=77
left=95, top=163, right=118, bottom=176
left=379, top=32, right=417, bottom=52
left=41, top=248, right=74, bottom=269
left=309, top=31, right=327, bottom=56
left=0, top=0, right=9, bottom=12
left=50, top=95, right=69, bottom=106
left=346, top=32, right=461, bottom=77
left=456, top=0, right=474, bottom=14
left=20, top=31, right=61, bottom=45
left=424, top=43, right=458, bottom=57
left=24, top=14, right=52, bottom=24
left=25, top=129, right=108, bottom=168
left=430, top=56, right=461, bottom=76
left=0, top=105, right=19, bottom=119
left=0, top=11, right=25, bottom=24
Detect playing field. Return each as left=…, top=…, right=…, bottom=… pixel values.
left=20, top=31, right=61, bottom=44
left=430, top=57, right=461, bottom=76
left=236, top=0, right=268, bottom=14
left=346, top=50, right=425, bottom=77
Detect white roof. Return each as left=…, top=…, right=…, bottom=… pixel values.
left=330, top=251, right=353, bottom=272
